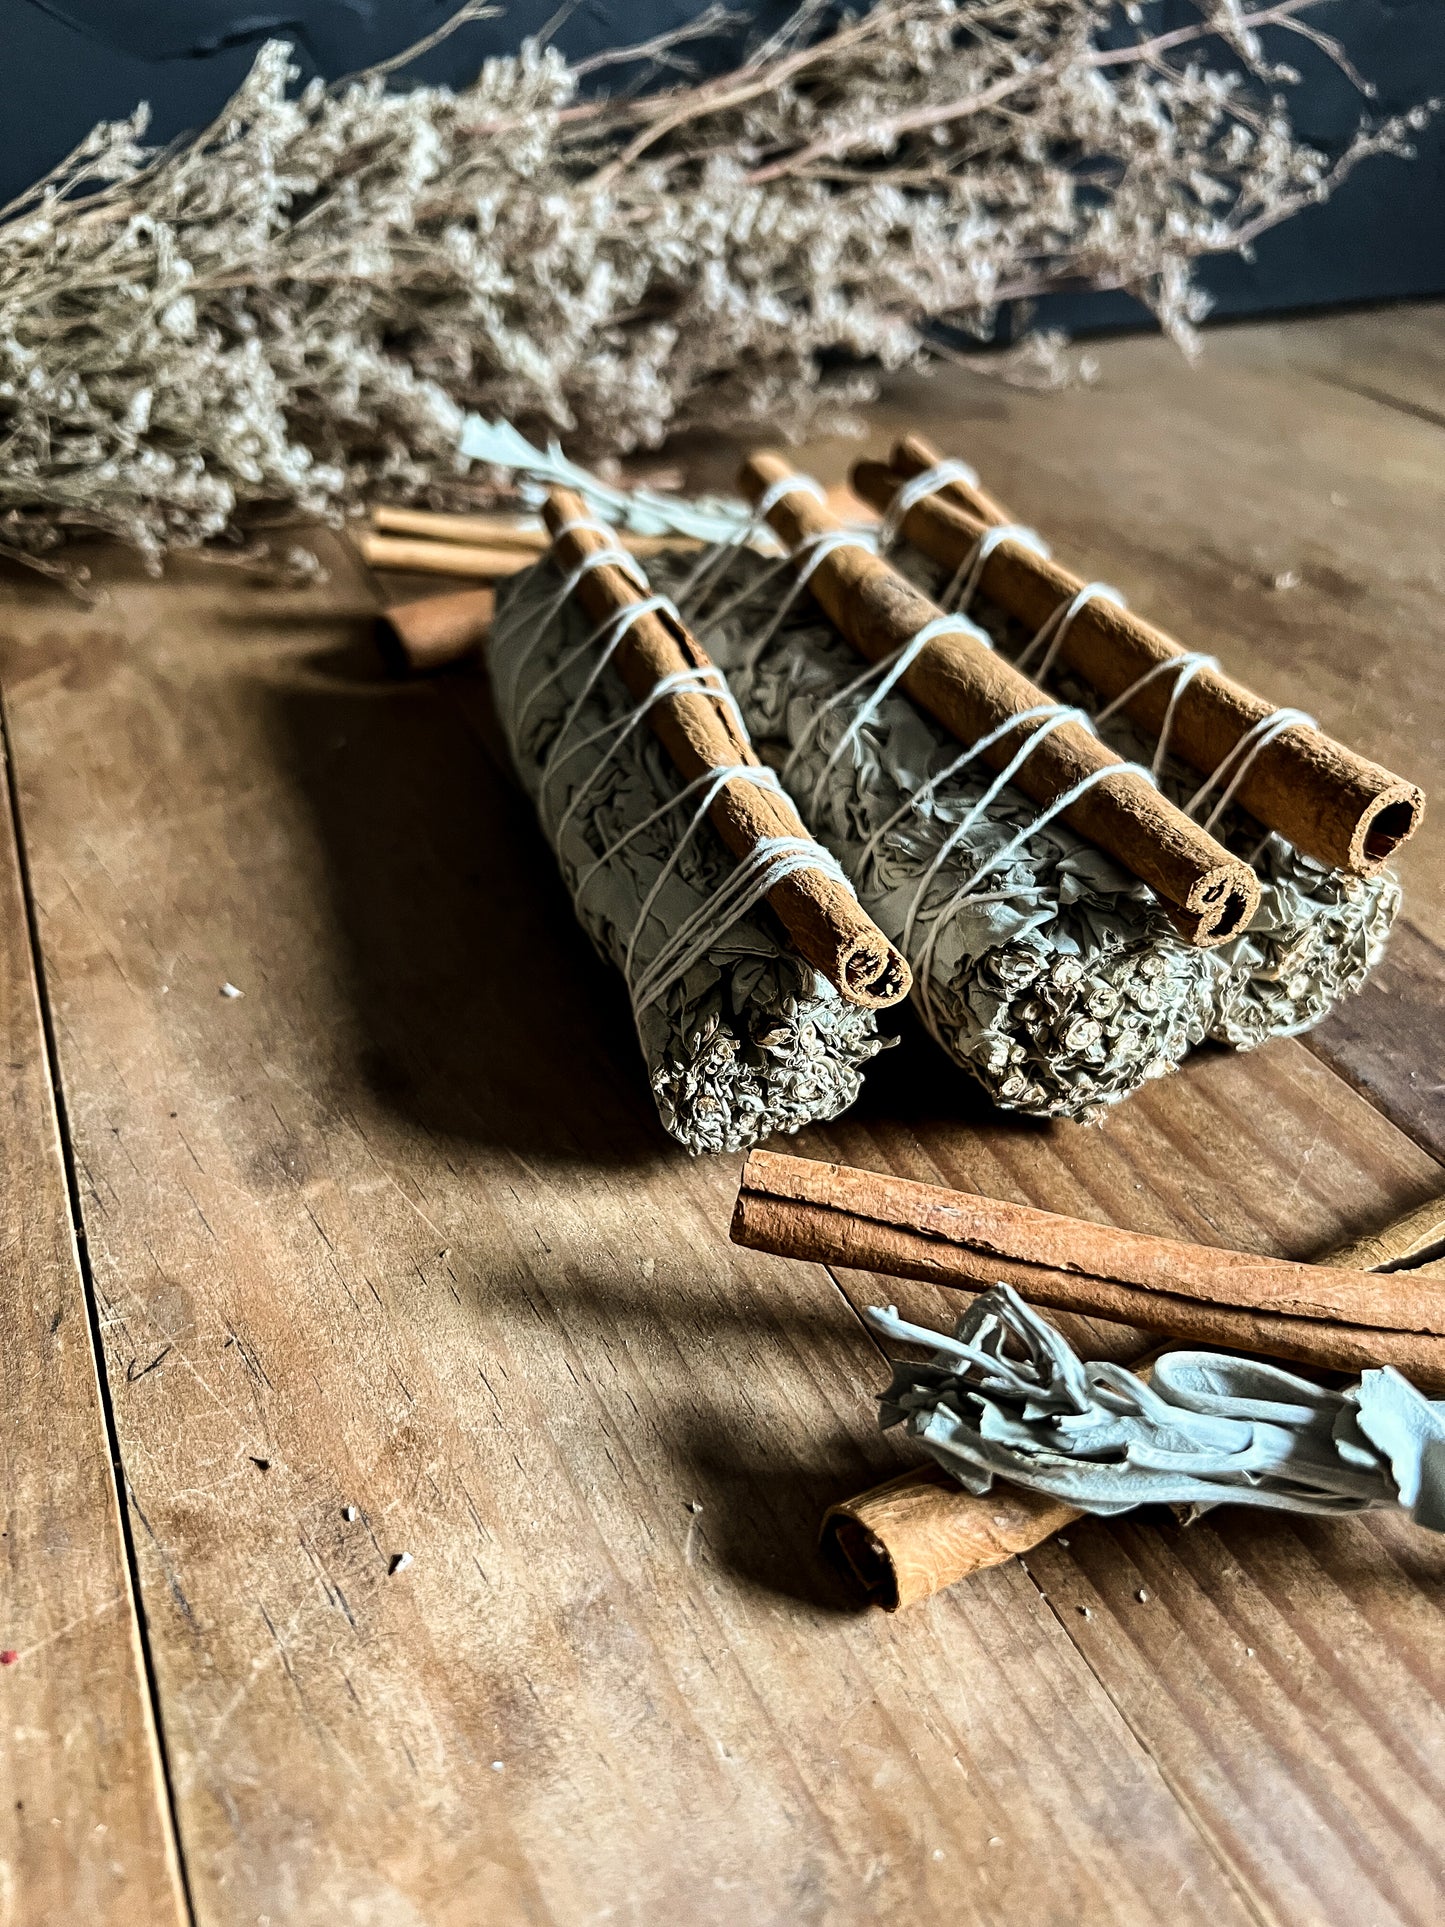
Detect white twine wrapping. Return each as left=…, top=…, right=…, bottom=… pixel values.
left=876, top=458, right=980, bottom=550
left=942, top=521, right=1052, bottom=613
left=875, top=457, right=1323, bottom=828
left=682, top=515, right=1161, bottom=1047
left=493, top=545, right=869, bottom=1034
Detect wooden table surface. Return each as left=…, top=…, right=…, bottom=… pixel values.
left=0, top=304, right=1441, bottom=1927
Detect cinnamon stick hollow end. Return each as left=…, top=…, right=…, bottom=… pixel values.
left=821, top=1465, right=1077, bottom=1611
left=375, top=586, right=495, bottom=676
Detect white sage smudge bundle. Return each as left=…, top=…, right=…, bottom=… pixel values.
left=0, top=1, right=1432, bottom=581
left=655, top=546, right=1395, bottom=1119
left=488, top=563, right=887, bottom=1154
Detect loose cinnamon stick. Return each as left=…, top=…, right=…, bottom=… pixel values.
left=539, top=489, right=910, bottom=1010
left=1323, top=1195, right=1445, bottom=1276
left=375, top=587, right=494, bottom=675
left=825, top=1465, right=1075, bottom=1610
left=739, top=452, right=1259, bottom=947
left=818, top=1184, right=1445, bottom=1609
left=731, top=1149, right=1445, bottom=1387
left=357, top=531, right=536, bottom=579
left=857, top=438, right=1424, bottom=875
left=365, top=514, right=704, bottom=562
left=373, top=505, right=549, bottom=548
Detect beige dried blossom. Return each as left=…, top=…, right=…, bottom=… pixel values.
left=0, top=0, right=1429, bottom=578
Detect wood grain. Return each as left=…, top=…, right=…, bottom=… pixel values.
left=1229, top=304, right=1445, bottom=430
left=0, top=302, right=1441, bottom=1926
left=0, top=545, right=1255, bottom=1926
left=1310, top=916, right=1445, bottom=1169
left=0, top=711, right=184, bottom=1922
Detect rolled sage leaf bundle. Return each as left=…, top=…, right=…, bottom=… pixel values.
left=663, top=548, right=1396, bottom=1120
left=489, top=562, right=888, bottom=1153
left=870, top=1285, right=1445, bottom=1531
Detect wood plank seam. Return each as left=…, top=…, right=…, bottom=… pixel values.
left=0, top=688, right=197, bottom=1927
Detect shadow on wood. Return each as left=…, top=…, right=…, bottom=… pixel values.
left=671, top=1414, right=889, bottom=1615
left=1309, top=918, right=1445, bottom=1167
left=264, top=629, right=670, bottom=1165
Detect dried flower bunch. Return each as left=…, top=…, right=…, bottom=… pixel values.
left=0, top=0, right=1427, bottom=579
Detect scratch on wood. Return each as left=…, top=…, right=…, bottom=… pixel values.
left=127, top=1344, right=173, bottom=1381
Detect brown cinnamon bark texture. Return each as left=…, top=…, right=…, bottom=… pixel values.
left=812, top=1179, right=1445, bottom=1609
left=373, top=504, right=550, bottom=549
left=888, top=432, right=1015, bottom=528
left=738, top=452, right=1259, bottom=947
left=375, top=587, right=495, bottom=675
left=825, top=1465, right=1076, bottom=1610
left=371, top=504, right=704, bottom=556
left=358, top=530, right=536, bottom=578
left=539, top=489, right=910, bottom=1010
left=855, top=439, right=1424, bottom=875
left=731, top=1150, right=1445, bottom=1386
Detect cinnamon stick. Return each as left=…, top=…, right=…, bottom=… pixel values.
left=825, top=1465, right=1076, bottom=1610
left=1323, top=1195, right=1445, bottom=1276
left=374, top=587, right=495, bottom=675
left=857, top=437, right=1424, bottom=875
left=731, top=1149, right=1445, bottom=1387
left=373, top=505, right=549, bottom=549
left=888, top=432, right=1015, bottom=528
left=357, top=531, right=536, bottom=579
left=739, top=452, right=1260, bottom=947
left=365, top=513, right=704, bottom=561
left=818, top=1184, right=1445, bottom=1609
left=539, top=489, right=910, bottom=1010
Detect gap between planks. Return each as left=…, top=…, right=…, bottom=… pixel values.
left=0, top=688, right=191, bottom=1925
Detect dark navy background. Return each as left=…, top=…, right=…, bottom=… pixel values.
left=9, top=1, right=1443, bottom=329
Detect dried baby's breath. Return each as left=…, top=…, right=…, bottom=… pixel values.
left=0, top=1, right=1427, bottom=579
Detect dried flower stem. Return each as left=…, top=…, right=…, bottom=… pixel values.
left=0, top=1, right=1430, bottom=580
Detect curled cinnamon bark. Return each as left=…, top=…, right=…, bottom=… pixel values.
left=375, top=587, right=495, bottom=674
left=857, top=437, right=1424, bottom=876
left=739, top=452, right=1259, bottom=947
